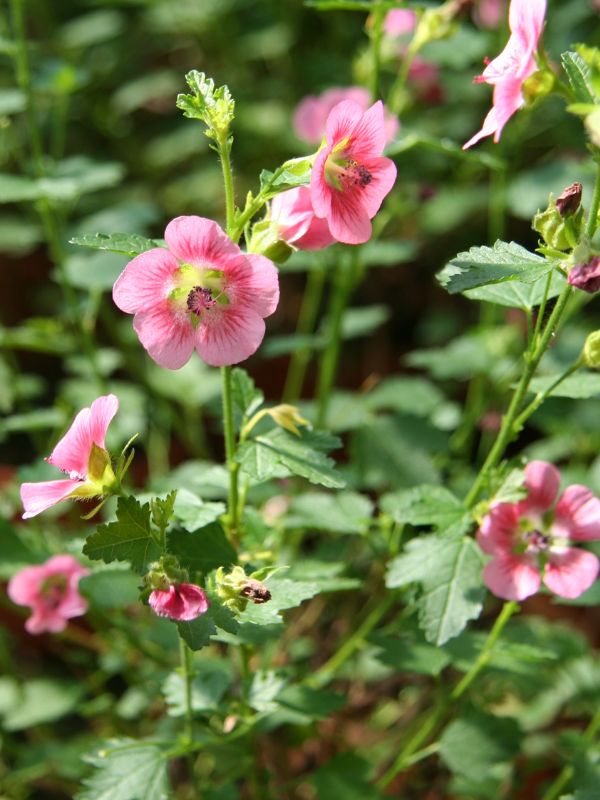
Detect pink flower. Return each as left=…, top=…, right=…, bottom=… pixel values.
left=113, top=216, right=279, bottom=369
left=7, top=555, right=90, bottom=634
left=383, top=9, right=417, bottom=36
left=149, top=583, right=209, bottom=621
left=463, top=0, right=546, bottom=149
left=568, top=257, right=600, bottom=294
left=477, top=461, right=600, bottom=601
left=473, top=0, right=507, bottom=29
left=20, top=394, right=119, bottom=520
left=309, top=100, right=397, bottom=245
left=270, top=187, right=336, bottom=250
left=293, top=87, right=399, bottom=146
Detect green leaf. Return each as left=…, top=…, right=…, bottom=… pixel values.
left=166, top=521, right=236, bottom=575
left=79, top=569, right=140, bottom=610
left=0, top=89, right=26, bottom=115
left=0, top=173, right=41, bottom=203
left=162, top=659, right=233, bottom=715
left=284, top=491, right=373, bottom=534
left=562, top=51, right=597, bottom=105
left=83, top=496, right=161, bottom=574
left=437, top=241, right=550, bottom=295
left=276, top=684, right=346, bottom=720
left=237, top=428, right=345, bottom=489
left=259, top=158, right=312, bottom=197
left=231, top=367, right=263, bottom=427
left=310, top=753, right=384, bottom=800
left=335, top=304, right=391, bottom=339
left=173, top=488, right=225, bottom=530
left=248, top=670, right=287, bottom=712
left=439, top=711, right=522, bottom=781
left=366, top=376, right=444, bottom=416
left=150, top=491, right=177, bottom=536
left=386, top=534, right=486, bottom=645
left=464, top=269, right=566, bottom=310
left=371, top=631, right=451, bottom=676
left=527, top=372, right=600, bottom=399
left=239, top=577, right=320, bottom=625
left=69, top=232, right=161, bottom=257
left=177, top=600, right=238, bottom=651
left=380, top=485, right=471, bottom=536
left=3, top=679, right=82, bottom=731
left=77, top=739, right=169, bottom=800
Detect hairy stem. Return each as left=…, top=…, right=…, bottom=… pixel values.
left=221, top=365, right=240, bottom=540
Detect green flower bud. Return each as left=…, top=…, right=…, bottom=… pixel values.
left=532, top=193, right=583, bottom=251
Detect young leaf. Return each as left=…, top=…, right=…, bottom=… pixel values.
left=77, top=739, right=169, bottom=800
left=83, top=496, right=161, bottom=574
left=231, top=367, right=264, bottom=427
left=69, top=232, right=161, bottom=257
left=166, top=521, right=236, bottom=575
left=562, top=51, right=597, bottom=105
left=386, top=533, right=486, bottom=645
left=437, top=241, right=550, bottom=295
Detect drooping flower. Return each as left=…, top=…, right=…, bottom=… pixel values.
left=293, top=87, right=399, bottom=146
left=477, top=461, right=600, bottom=601
left=463, top=0, right=546, bottom=149
left=309, top=100, right=398, bottom=245
left=149, top=582, right=209, bottom=621
left=20, top=394, right=119, bottom=520
left=270, top=187, right=336, bottom=250
left=7, top=555, right=90, bottom=634
left=568, top=256, right=600, bottom=294
left=113, top=216, right=279, bottom=369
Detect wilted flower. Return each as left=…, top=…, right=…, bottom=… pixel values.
left=7, top=555, right=90, bottom=634
left=478, top=461, right=600, bottom=601
left=149, top=582, right=209, bottom=621
left=270, top=187, right=336, bottom=250
left=20, top=395, right=119, bottom=519
left=464, top=0, right=546, bottom=149
left=310, top=100, right=397, bottom=245
left=113, top=216, right=279, bottom=369
left=568, top=256, right=600, bottom=293
left=293, top=87, right=399, bottom=146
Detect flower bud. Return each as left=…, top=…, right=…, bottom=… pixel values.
left=533, top=194, right=582, bottom=251
left=568, top=256, right=600, bottom=293
left=583, top=330, right=600, bottom=369
left=149, top=582, right=209, bottom=621
left=215, top=566, right=272, bottom=612
left=556, top=183, right=583, bottom=217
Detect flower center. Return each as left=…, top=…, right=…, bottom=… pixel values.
left=522, top=529, right=551, bottom=553
left=186, top=286, right=217, bottom=316
left=325, top=151, right=373, bottom=192
left=40, top=575, right=67, bottom=610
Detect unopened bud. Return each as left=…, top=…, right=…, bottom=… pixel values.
left=556, top=183, right=583, bottom=217
left=568, top=256, right=600, bottom=293
left=533, top=194, right=583, bottom=251
left=583, top=330, right=600, bottom=368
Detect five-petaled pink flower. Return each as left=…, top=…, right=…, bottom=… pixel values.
left=8, top=555, right=90, bottom=634
left=463, top=0, right=546, bottom=149
left=477, top=461, right=600, bottom=601
left=293, top=87, right=399, bottom=146
left=20, top=394, right=119, bottom=520
left=149, top=582, right=209, bottom=621
left=113, top=217, right=279, bottom=369
left=310, top=100, right=397, bottom=245
left=270, top=187, right=336, bottom=251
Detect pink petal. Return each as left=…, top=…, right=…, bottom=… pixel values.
left=328, top=191, right=372, bottom=245
left=164, top=216, right=239, bottom=267
left=554, top=485, right=600, bottom=541
left=26, top=612, right=68, bottom=635
left=510, top=0, right=546, bottom=47
left=325, top=100, right=367, bottom=147
left=490, top=78, right=526, bottom=142
left=271, top=188, right=314, bottom=243
left=132, top=303, right=195, bottom=370
left=44, top=554, right=89, bottom=578
left=47, top=395, right=118, bottom=477
left=522, top=460, right=561, bottom=514
left=483, top=553, right=541, bottom=600
left=347, top=100, right=387, bottom=159
left=477, top=502, right=519, bottom=555
left=544, top=548, right=599, bottom=598
left=196, top=306, right=266, bottom=367
left=463, top=104, right=501, bottom=150
left=88, top=395, right=119, bottom=451
left=293, top=95, right=324, bottom=144
left=149, top=583, right=209, bottom=621
left=112, top=248, right=179, bottom=314
left=309, top=147, right=333, bottom=218
left=7, top=564, right=46, bottom=605
left=227, top=254, right=280, bottom=318
left=295, top=216, right=336, bottom=250
left=384, top=9, right=417, bottom=36
left=20, top=479, right=82, bottom=519
left=355, top=156, right=397, bottom=218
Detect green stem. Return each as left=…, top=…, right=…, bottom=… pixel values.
left=377, top=601, right=518, bottom=789
left=541, top=706, right=600, bottom=800
left=315, top=261, right=353, bottom=428
left=218, top=133, right=236, bottom=233
left=586, top=158, right=600, bottom=239
left=512, top=359, right=582, bottom=432
left=369, top=5, right=385, bottom=102
left=282, top=265, right=326, bottom=403
left=179, top=638, right=195, bottom=745
left=221, top=365, right=240, bottom=539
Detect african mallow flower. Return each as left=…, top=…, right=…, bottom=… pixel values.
left=477, top=461, right=600, bottom=601
left=463, top=0, right=546, bottom=149
left=20, top=394, right=119, bottom=520
left=7, top=555, right=90, bottom=634
left=270, top=187, right=335, bottom=251
left=149, top=582, right=209, bottom=621
left=310, top=100, right=397, bottom=245
left=112, top=216, right=279, bottom=369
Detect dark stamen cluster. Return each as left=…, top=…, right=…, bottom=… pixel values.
left=187, top=286, right=216, bottom=316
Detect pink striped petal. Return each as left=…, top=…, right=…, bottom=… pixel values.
left=325, top=100, right=366, bottom=147
left=554, top=485, right=600, bottom=541
left=164, top=216, right=239, bottom=267
left=544, top=548, right=599, bottom=598
left=521, top=460, right=561, bottom=514
left=195, top=306, right=266, bottom=367
left=483, top=553, right=541, bottom=600
left=347, top=100, right=388, bottom=159
left=20, top=479, right=82, bottom=519
left=133, top=303, right=195, bottom=370
left=357, top=156, right=398, bottom=218
left=47, top=395, right=118, bottom=476
left=112, top=248, right=178, bottom=314
left=227, top=254, right=280, bottom=318
left=328, top=191, right=372, bottom=245
left=477, top=502, right=520, bottom=555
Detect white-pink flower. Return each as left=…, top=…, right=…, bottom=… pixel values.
left=112, top=217, right=279, bottom=369
left=463, top=0, right=546, bottom=149
left=149, top=582, right=209, bottom=621
left=309, top=100, right=397, bottom=245
left=8, top=555, right=90, bottom=634
left=20, top=394, right=119, bottom=520
left=270, top=187, right=336, bottom=250
left=477, top=461, right=600, bottom=601
left=293, top=87, right=399, bottom=146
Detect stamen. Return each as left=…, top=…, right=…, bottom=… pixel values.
left=523, top=530, right=551, bottom=552
left=187, top=286, right=217, bottom=316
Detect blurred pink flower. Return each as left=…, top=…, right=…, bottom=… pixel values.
left=113, top=216, right=279, bottom=369
left=310, top=100, right=397, bottom=245
left=474, top=0, right=507, bottom=29
left=20, top=394, right=119, bottom=519
left=270, top=187, right=335, bottom=250
left=8, top=555, right=90, bottom=634
left=293, top=87, right=399, bottom=145
left=383, top=8, right=417, bottom=36
left=463, top=0, right=546, bottom=149
left=477, top=461, right=600, bottom=601
left=149, top=582, right=209, bottom=621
